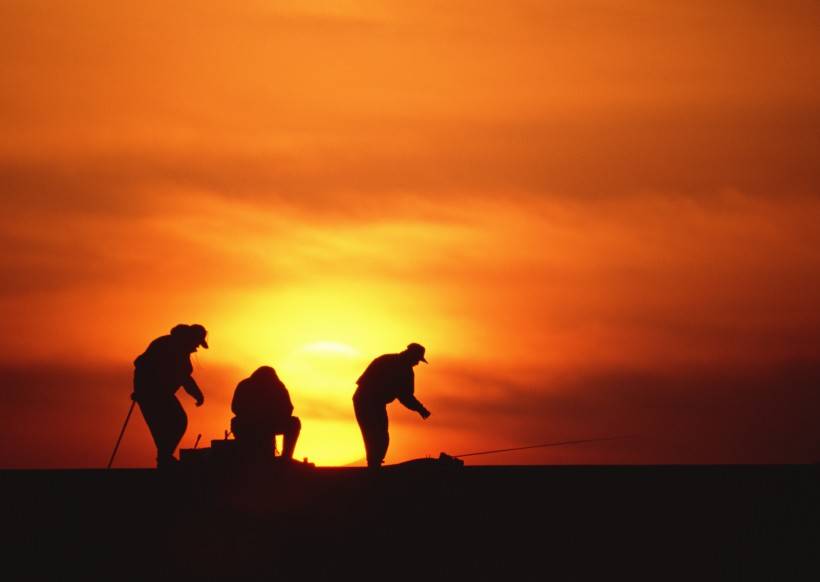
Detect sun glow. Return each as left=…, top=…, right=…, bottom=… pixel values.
left=302, top=340, right=359, bottom=357
left=202, top=280, right=450, bottom=466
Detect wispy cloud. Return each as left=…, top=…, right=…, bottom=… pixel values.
left=421, top=357, right=820, bottom=463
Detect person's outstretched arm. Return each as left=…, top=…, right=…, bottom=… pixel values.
left=182, top=377, right=205, bottom=406
left=397, top=370, right=430, bottom=418
left=398, top=393, right=431, bottom=419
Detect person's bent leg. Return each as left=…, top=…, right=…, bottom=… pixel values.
left=358, top=404, right=389, bottom=469
left=155, top=397, right=187, bottom=468
left=137, top=396, right=182, bottom=468
left=168, top=397, right=188, bottom=457
left=236, top=420, right=275, bottom=459
left=371, top=406, right=389, bottom=468
left=354, top=399, right=375, bottom=467
left=281, top=416, right=301, bottom=459
left=136, top=399, right=165, bottom=464
left=353, top=399, right=386, bottom=469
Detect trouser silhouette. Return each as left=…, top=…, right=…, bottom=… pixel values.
left=136, top=395, right=187, bottom=466
left=353, top=397, right=389, bottom=468
left=231, top=416, right=302, bottom=459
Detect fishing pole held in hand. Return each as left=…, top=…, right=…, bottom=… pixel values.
left=107, top=400, right=136, bottom=469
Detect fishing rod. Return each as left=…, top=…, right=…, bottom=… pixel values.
left=107, top=400, right=136, bottom=469
left=452, top=435, right=637, bottom=459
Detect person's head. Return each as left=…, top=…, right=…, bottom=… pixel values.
left=170, top=323, right=209, bottom=353
left=249, top=365, right=285, bottom=389
left=403, top=342, right=428, bottom=366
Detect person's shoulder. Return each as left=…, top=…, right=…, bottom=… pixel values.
left=235, top=376, right=255, bottom=391
left=368, top=353, right=402, bottom=368
left=144, top=334, right=162, bottom=346
left=157, top=334, right=180, bottom=349
left=383, top=353, right=412, bottom=375
left=141, top=334, right=170, bottom=354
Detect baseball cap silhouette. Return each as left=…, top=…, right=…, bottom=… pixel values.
left=406, top=342, right=428, bottom=363
left=171, top=323, right=209, bottom=349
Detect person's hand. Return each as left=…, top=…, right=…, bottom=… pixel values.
left=420, top=408, right=431, bottom=420
left=195, top=396, right=204, bottom=407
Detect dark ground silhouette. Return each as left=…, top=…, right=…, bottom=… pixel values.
left=3, top=463, right=817, bottom=581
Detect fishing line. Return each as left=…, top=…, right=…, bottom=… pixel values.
left=452, top=435, right=637, bottom=458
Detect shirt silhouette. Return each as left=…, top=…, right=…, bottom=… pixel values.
left=132, top=324, right=208, bottom=468
left=353, top=343, right=431, bottom=468
left=230, top=366, right=301, bottom=460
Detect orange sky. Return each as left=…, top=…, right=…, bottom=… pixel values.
left=2, top=1, right=820, bottom=467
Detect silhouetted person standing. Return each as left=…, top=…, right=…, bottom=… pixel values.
left=230, top=366, right=301, bottom=460
left=353, top=343, right=431, bottom=468
left=132, top=324, right=208, bottom=468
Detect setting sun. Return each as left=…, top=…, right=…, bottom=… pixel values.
left=190, top=280, right=449, bottom=465
left=303, top=341, right=359, bottom=356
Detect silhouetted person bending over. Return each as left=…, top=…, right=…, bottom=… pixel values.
left=353, top=343, right=431, bottom=468
left=230, top=366, right=301, bottom=460
left=132, top=324, right=208, bottom=468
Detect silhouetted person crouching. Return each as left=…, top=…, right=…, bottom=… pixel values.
left=231, top=366, right=301, bottom=460
left=132, top=324, right=208, bottom=468
left=354, top=343, right=431, bottom=468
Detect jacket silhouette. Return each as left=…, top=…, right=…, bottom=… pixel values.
left=230, top=366, right=301, bottom=459
left=132, top=324, right=208, bottom=468
left=353, top=343, right=431, bottom=468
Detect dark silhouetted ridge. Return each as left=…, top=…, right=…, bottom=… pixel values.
left=2, top=464, right=817, bottom=581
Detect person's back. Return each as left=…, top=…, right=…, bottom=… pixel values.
left=232, top=373, right=294, bottom=425
left=354, top=353, right=413, bottom=405
left=133, top=334, right=192, bottom=399
left=230, top=366, right=301, bottom=459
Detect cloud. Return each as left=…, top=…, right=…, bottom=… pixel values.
left=3, top=2, right=820, bottom=209
left=422, top=357, right=820, bottom=463
left=0, top=362, right=133, bottom=468
left=0, top=359, right=246, bottom=468
left=3, top=1, right=820, bottom=467
left=3, top=350, right=819, bottom=468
